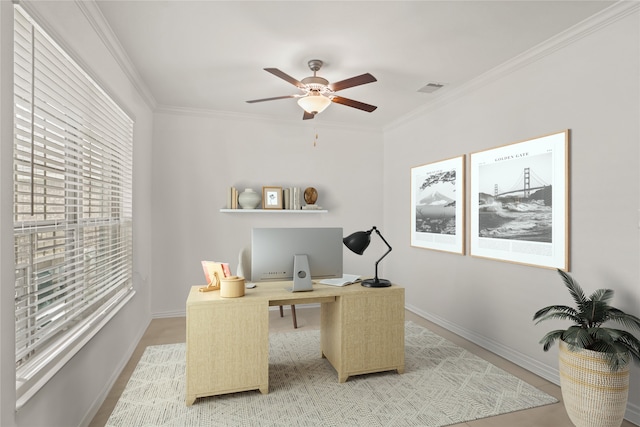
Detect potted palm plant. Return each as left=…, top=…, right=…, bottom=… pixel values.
left=533, top=269, right=640, bottom=427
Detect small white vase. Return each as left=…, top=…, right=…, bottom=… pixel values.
left=238, top=188, right=261, bottom=209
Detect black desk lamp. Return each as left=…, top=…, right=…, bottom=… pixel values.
left=343, top=226, right=392, bottom=287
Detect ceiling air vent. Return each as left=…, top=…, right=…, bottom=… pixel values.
left=418, top=82, right=444, bottom=94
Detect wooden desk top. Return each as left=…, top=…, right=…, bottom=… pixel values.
left=187, top=281, right=403, bottom=307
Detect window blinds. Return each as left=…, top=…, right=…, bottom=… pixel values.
left=13, top=6, right=134, bottom=406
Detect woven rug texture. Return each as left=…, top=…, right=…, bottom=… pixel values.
left=106, top=321, right=557, bottom=427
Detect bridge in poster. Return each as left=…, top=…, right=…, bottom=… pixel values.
left=493, top=167, right=549, bottom=198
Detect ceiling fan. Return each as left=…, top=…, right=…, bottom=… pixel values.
left=246, top=59, right=377, bottom=120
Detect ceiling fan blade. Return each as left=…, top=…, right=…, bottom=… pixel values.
left=329, top=73, right=377, bottom=92
left=264, top=68, right=305, bottom=89
left=246, top=95, right=296, bottom=103
left=302, top=111, right=315, bottom=120
left=331, top=96, right=377, bottom=112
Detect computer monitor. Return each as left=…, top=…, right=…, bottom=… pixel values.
left=251, top=227, right=343, bottom=291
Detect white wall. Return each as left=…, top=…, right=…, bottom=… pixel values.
left=383, top=6, right=640, bottom=423
left=0, top=2, right=154, bottom=426
left=151, top=110, right=385, bottom=316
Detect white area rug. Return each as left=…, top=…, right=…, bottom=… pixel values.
left=106, top=322, right=557, bottom=427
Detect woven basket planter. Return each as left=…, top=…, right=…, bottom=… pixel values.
left=559, top=340, right=630, bottom=427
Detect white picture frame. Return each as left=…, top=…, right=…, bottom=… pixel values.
left=410, top=155, right=465, bottom=254
left=469, top=130, right=569, bottom=270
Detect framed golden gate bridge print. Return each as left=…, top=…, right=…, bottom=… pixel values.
left=469, top=130, right=569, bottom=270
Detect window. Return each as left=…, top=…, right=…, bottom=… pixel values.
left=13, top=6, right=134, bottom=407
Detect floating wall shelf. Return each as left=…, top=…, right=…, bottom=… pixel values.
left=219, top=209, right=327, bottom=214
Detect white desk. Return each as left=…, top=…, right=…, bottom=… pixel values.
left=185, top=281, right=405, bottom=405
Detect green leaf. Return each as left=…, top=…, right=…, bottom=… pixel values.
left=533, top=305, right=579, bottom=324
left=539, top=330, right=564, bottom=351
left=557, top=269, right=587, bottom=310
left=589, top=288, right=613, bottom=303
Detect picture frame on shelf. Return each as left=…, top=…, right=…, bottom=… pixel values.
left=469, top=130, right=569, bottom=270
left=262, top=186, right=283, bottom=210
left=410, top=155, right=465, bottom=254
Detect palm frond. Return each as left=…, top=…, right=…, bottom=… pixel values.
left=589, top=337, right=632, bottom=371
left=557, top=269, right=587, bottom=310
left=563, top=325, right=595, bottom=349
left=533, top=305, right=579, bottom=324
left=618, top=332, right=640, bottom=365
left=581, top=300, right=612, bottom=326
left=539, top=330, right=564, bottom=351
left=589, top=288, right=614, bottom=303
left=607, top=309, right=640, bottom=331
left=590, top=326, right=623, bottom=343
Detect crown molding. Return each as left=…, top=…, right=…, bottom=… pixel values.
left=155, top=104, right=383, bottom=134
left=385, top=1, right=640, bottom=132
left=13, top=1, right=149, bottom=121
left=75, top=0, right=157, bottom=111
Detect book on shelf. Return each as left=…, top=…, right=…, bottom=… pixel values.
left=292, top=187, right=301, bottom=210
left=227, top=186, right=239, bottom=209
left=282, top=186, right=301, bottom=210
left=283, top=188, right=290, bottom=209
left=319, top=274, right=361, bottom=287
left=226, top=187, right=233, bottom=209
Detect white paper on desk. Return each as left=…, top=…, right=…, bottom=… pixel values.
left=319, top=274, right=361, bottom=286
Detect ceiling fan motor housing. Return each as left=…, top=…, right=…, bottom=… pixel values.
left=301, top=76, right=330, bottom=91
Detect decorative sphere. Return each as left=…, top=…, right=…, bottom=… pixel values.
left=304, top=187, right=318, bottom=205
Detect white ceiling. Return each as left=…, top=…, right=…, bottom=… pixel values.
left=95, top=0, right=615, bottom=129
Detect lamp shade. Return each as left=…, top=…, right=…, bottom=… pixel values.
left=343, top=230, right=371, bottom=255
left=297, top=93, right=331, bottom=114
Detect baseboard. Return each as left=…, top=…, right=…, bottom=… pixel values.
left=80, top=316, right=151, bottom=427
left=405, top=303, right=640, bottom=426
left=152, top=309, right=186, bottom=319
left=625, top=401, right=640, bottom=426
left=406, top=304, right=563, bottom=381
left=409, top=304, right=563, bottom=383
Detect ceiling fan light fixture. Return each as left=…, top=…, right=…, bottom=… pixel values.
left=297, top=93, right=331, bottom=115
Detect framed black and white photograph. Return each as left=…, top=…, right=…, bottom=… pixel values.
left=411, top=155, right=465, bottom=254
left=262, top=186, right=282, bottom=210
left=470, top=130, right=569, bottom=269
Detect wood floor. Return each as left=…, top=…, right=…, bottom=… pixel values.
left=89, top=306, right=638, bottom=427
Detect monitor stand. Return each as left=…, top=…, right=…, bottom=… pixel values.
left=287, top=254, right=313, bottom=292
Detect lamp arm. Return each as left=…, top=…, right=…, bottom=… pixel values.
left=372, top=227, right=392, bottom=282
